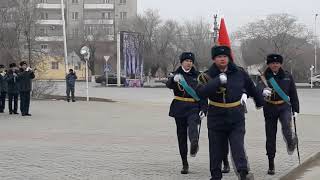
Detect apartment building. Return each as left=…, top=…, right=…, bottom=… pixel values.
left=35, top=0, right=137, bottom=79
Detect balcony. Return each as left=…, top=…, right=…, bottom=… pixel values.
left=36, top=3, right=64, bottom=9
left=35, top=36, right=64, bottom=42
left=86, top=35, right=114, bottom=41
left=84, top=19, right=113, bottom=25
left=84, top=4, right=114, bottom=10
left=36, top=20, right=63, bottom=25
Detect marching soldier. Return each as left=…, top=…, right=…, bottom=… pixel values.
left=259, top=54, right=299, bottom=175
left=7, top=63, right=19, bottom=114
left=0, top=64, right=8, bottom=113
left=197, top=46, right=263, bottom=180
left=166, top=52, right=207, bottom=174
left=17, top=61, right=35, bottom=116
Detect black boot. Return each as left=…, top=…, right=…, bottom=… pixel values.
left=190, top=140, right=199, bottom=157
left=222, top=158, right=230, bottom=173
left=239, top=170, right=254, bottom=180
left=287, top=136, right=298, bottom=155
left=181, top=158, right=189, bottom=174
left=267, top=158, right=275, bottom=175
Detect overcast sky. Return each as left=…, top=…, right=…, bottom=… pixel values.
left=138, top=0, right=319, bottom=33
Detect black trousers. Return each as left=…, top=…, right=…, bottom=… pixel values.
left=66, top=86, right=75, bottom=100
left=8, top=93, right=18, bottom=113
left=263, top=103, right=294, bottom=159
left=175, top=113, right=200, bottom=162
left=0, top=92, right=7, bottom=111
left=20, top=91, right=31, bottom=114
left=208, top=121, right=248, bottom=180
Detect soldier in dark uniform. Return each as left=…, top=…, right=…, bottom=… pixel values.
left=259, top=54, right=299, bottom=175
left=166, top=52, right=207, bottom=174
left=66, top=69, right=77, bottom=102
left=17, top=61, right=35, bottom=116
left=196, top=46, right=264, bottom=180
left=0, top=64, right=8, bottom=113
left=7, top=63, right=20, bottom=114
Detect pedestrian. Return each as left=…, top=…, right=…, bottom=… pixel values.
left=66, top=69, right=77, bottom=102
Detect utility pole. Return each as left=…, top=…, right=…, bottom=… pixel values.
left=213, top=14, right=219, bottom=46
left=61, top=0, right=68, bottom=74
left=315, top=14, right=318, bottom=74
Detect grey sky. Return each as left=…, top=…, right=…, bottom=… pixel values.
left=138, top=0, right=319, bottom=33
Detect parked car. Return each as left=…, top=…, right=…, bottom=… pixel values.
left=310, top=74, right=320, bottom=87
left=95, top=73, right=126, bottom=84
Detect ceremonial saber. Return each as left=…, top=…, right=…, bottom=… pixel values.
left=293, top=115, right=301, bottom=164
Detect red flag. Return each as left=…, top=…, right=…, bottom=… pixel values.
left=218, top=18, right=231, bottom=47
left=217, top=18, right=233, bottom=60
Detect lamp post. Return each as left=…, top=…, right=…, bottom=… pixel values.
left=80, top=46, right=90, bottom=102
left=315, top=14, right=318, bottom=74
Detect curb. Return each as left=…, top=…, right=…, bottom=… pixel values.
left=280, top=151, right=320, bottom=180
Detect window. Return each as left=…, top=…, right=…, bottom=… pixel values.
left=72, top=12, right=79, bottom=20
left=120, top=12, right=127, bottom=19
left=103, top=26, right=113, bottom=35
left=51, top=62, right=59, bottom=70
left=103, top=0, right=111, bottom=3
left=40, top=0, right=47, bottom=3
left=102, top=12, right=112, bottom=19
left=87, top=26, right=96, bottom=35
left=40, top=44, right=48, bottom=50
left=75, top=63, right=81, bottom=70
left=72, top=28, right=79, bottom=38
left=120, top=0, right=126, bottom=4
left=40, top=12, right=48, bottom=20
left=72, top=0, right=78, bottom=3
left=39, top=28, right=48, bottom=36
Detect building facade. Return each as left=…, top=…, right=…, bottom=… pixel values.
left=35, top=0, right=137, bottom=79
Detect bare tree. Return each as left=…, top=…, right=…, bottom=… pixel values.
left=236, top=13, right=312, bottom=71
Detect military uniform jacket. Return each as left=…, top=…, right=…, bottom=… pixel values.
left=17, top=69, right=35, bottom=92
left=0, top=72, right=8, bottom=92
left=166, top=67, right=207, bottom=118
left=196, top=63, right=264, bottom=128
left=7, top=70, right=19, bottom=94
left=259, top=68, right=300, bottom=113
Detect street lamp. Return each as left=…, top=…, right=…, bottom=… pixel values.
left=315, top=14, right=318, bottom=74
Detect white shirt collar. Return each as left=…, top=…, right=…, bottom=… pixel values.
left=182, top=66, right=191, bottom=73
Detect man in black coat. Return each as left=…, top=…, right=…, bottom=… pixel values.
left=17, top=61, right=35, bottom=116
left=197, top=46, right=264, bottom=180
left=7, top=63, right=20, bottom=114
left=166, top=52, right=207, bottom=174
left=259, top=54, right=299, bottom=175
left=66, top=69, right=77, bottom=102
left=0, top=64, right=8, bottom=113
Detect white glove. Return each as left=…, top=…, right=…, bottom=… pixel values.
left=199, top=111, right=206, bottom=119
left=263, top=88, right=272, bottom=97
left=0, top=72, right=5, bottom=76
left=240, top=93, right=248, bottom=105
left=293, top=112, right=298, bottom=118
left=173, top=74, right=182, bottom=82
left=13, top=73, right=17, bottom=77
left=219, top=73, right=227, bottom=84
